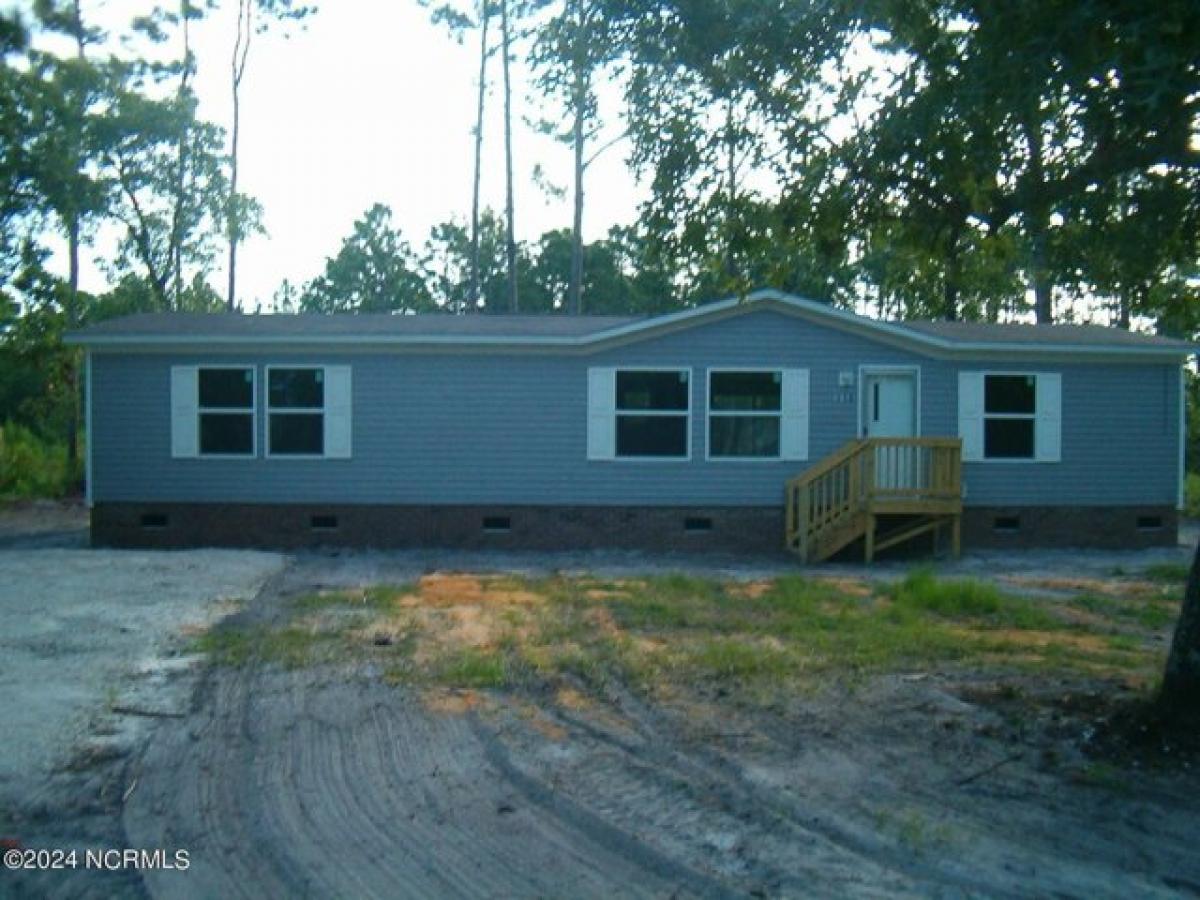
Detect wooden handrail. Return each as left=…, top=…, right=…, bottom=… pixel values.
left=786, top=436, right=963, bottom=562
left=785, top=439, right=867, bottom=491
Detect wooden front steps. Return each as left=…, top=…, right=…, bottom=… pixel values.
left=786, top=438, right=963, bottom=563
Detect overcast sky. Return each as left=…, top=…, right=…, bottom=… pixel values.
left=24, top=0, right=643, bottom=309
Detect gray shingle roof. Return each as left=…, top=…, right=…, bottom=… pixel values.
left=73, top=311, right=644, bottom=339
left=894, top=319, right=1195, bottom=350
left=65, top=292, right=1197, bottom=355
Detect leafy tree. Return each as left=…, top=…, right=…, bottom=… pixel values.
left=299, top=204, right=435, bottom=313
left=608, top=0, right=1200, bottom=325
left=97, top=64, right=245, bottom=308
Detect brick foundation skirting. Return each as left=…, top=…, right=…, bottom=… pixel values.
left=91, top=502, right=1179, bottom=553
left=961, top=505, right=1178, bottom=549
left=91, top=503, right=788, bottom=554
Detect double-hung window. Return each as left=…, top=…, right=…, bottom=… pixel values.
left=983, top=375, right=1036, bottom=459
left=197, top=367, right=255, bottom=456
left=586, top=368, right=690, bottom=460
left=958, top=371, right=1061, bottom=462
left=267, top=367, right=326, bottom=456
left=171, top=364, right=352, bottom=460
left=615, top=369, right=690, bottom=458
left=708, top=370, right=782, bottom=458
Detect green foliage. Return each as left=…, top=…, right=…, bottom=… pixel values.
left=433, top=648, right=508, bottom=688
left=299, top=204, right=435, bottom=313
left=1187, top=473, right=1200, bottom=519
left=611, top=0, right=1200, bottom=324
left=0, top=421, right=79, bottom=497
left=886, top=569, right=1059, bottom=629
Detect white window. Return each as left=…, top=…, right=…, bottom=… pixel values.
left=171, top=366, right=256, bottom=458
left=959, top=372, right=1061, bottom=462
left=586, top=368, right=690, bottom=460
left=266, top=365, right=353, bottom=459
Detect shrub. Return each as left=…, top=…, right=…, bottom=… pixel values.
left=0, top=422, right=80, bottom=498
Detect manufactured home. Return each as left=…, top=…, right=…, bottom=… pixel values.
left=66, top=290, right=1194, bottom=559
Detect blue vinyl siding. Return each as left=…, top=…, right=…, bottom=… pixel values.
left=89, top=308, right=1181, bottom=508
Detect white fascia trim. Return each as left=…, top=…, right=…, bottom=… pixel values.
left=63, top=289, right=1200, bottom=360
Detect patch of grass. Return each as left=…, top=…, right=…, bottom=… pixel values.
left=433, top=648, right=508, bottom=688
left=1142, top=563, right=1190, bottom=585
left=193, top=623, right=334, bottom=668
left=1070, top=592, right=1180, bottom=631
left=682, top=638, right=791, bottom=679
left=887, top=568, right=1060, bottom=629
left=293, top=584, right=412, bottom=612
left=608, top=574, right=731, bottom=630
left=192, top=626, right=259, bottom=666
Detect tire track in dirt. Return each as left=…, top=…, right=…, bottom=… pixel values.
left=125, top=655, right=720, bottom=899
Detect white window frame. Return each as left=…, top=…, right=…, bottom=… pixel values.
left=612, top=366, right=692, bottom=462
left=265, top=365, right=329, bottom=460
left=196, top=364, right=257, bottom=459
left=705, top=367, right=785, bottom=462
left=975, top=371, right=1053, bottom=463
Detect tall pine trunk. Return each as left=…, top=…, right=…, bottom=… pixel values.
left=469, top=3, right=489, bottom=314
left=227, top=0, right=252, bottom=312
left=568, top=63, right=585, bottom=315
left=170, top=0, right=193, bottom=310
left=500, top=0, right=518, bottom=313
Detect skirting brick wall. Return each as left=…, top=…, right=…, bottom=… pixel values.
left=91, top=503, right=788, bottom=554
left=961, top=506, right=1178, bottom=549
left=91, top=502, right=1179, bottom=554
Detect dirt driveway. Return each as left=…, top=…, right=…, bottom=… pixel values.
left=1, top=505, right=1198, bottom=898
left=0, top=535, right=283, bottom=898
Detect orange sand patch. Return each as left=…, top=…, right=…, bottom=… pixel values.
left=414, top=573, right=543, bottom=607
left=960, top=627, right=1113, bottom=653
left=556, top=687, right=591, bottom=710
left=526, top=711, right=568, bottom=741
left=584, top=605, right=623, bottom=639
left=730, top=581, right=773, bottom=600
left=585, top=587, right=631, bottom=600
left=633, top=636, right=667, bottom=653
left=423, top=688, right=485, bottom=715
left=814, top=577, right=874, bottom=598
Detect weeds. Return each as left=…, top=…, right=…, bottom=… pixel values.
left=192, top=568, right=1171, bottom=701
left=1142, top=563, right=1190, bottom=585
left=0, top=422, right=80, bottom=499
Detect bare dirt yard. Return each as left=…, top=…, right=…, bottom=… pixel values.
left=2, top=503, right=1199, bottom=898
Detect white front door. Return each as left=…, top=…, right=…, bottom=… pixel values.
left=863, top=371, right=919, bottom=490
left=864, top=372, right=916, bottom=438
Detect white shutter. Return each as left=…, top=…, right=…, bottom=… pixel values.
left=170, top=366, right=198, bottom=458
left=1035, top=372, right=1061, bottom=462
left=323, top=365, right=353, bottom=459
left=587, top=367, right=615, bottom=460
left=958, top=372, right=984, bottom=462
left=780, top=368, right=810, bottom=461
